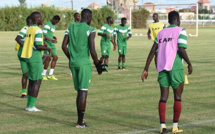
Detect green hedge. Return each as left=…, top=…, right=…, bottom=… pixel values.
left=0, top=6, right=115, bottom=31
left=91, top=6, right=115, bottom=29
left=132, top=8, right=150, bottom=28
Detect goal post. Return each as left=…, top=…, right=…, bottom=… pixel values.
left=125, top=3, right=199, bottom=37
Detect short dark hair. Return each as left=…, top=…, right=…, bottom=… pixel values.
left=168, top=11, right=179, bottom=24
left=153, top=13, right=158, bottom=16
left=74, top=13, right=79, bottom=18
left=81, top=9, right=92, bottom=18
left=121, top=17, right=127, bottom=22
left=53, top=15, right=60, bottom=21
left=26, top=16, right=31, bottom=23
left=106, top=16, right=112, bottom=22
left=30, top=11, right=41, bottom=22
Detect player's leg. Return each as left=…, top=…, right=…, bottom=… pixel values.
left=42, top=53, right=48, bottom=64
left=19, top=57, right=28, bottom=98
left=75, top=65, right=91, bottom=128
left=154, top=51, right=158, bottom=69
left=42, top=52, right=51, bottom=80
left=99, top=55, right=104, bottom=63
left=47, top=55, right=58, bottom=80
left=171, top=69, right=185, bottom=133
left=172, top=83, right=184, bottom=133
left=122, top=55, right=125, bottom=70
left=26, top=60, right=43, bottom=112
left=47, top=46, right=58, bottom=80
left=122, top=46, right=127, bottom=70
left=103, top=46, right=110, bottom=72
left=76, top=90, right=88, bottom=128
left=21, top=72, right=28, bottom=98
left=118, top=55, right=122, bottom=69
left=103, top=55, right=109, bottom=72
left=118, top=45, right=122, bottom=69
left=99, top=43, right=105, bottom=63
left=158, top=70, right=170, bottom=133
left=159, top=86, right=169, bottom=134
left=26, top=79, right=33, bottom=110
left=27, top=79, right=42, bottom=111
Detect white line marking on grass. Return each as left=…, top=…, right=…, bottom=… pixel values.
left=121, top=119, right=215, bottom=134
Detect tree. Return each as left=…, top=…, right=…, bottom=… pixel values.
left=18, top=0, right=26, bottom=6
left=132, top=8, right=150, bottom=28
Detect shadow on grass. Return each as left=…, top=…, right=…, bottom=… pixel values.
left=85, top=106, right=159, bottom=134
left=0, top=101, right=72, bottom=126
left=1, top=71, right=20, bottom=77
left=0, top=87, right=18, bottom=97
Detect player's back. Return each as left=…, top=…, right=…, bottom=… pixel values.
left=67, top=22, right=92, bottom=67
left=156, top=26, right=183, bottom=72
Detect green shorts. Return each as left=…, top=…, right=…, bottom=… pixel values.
left=70, top=64, right=92, bottom=91
left=17, top=53, right=28, bottom=74
left=118, top=45, right=127, bottom=55
left=44, top=42, right=58, bottom=56
left=158, top=69, right=185, bottom=89
left=26, top=59, right=43, bottom=81
left=101, top=43, right=111, bottom=56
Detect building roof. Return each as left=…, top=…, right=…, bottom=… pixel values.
left=143, top=2, right=155, bottom=5
left=197, top=0, right=210, bottom=3
left=88, top=2, right=100, bottom=7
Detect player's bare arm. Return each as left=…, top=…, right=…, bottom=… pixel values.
left=147, top=28, right=151, bottom=40
left=125, top=34, right=132, bottom=40
left=141, top=42, right=158, bottom=82
left=178, top=47, right=193, bottom=74
left=34, top=45, right=53, bottom=56
left=98, top=33, right=110, bottom=40
left=15, top=35, right=24, bottom=47
left=44, top=35, right=57, bottom=43
left=62, top=34, right=70, bottom=60
left=89, top=31, right=102, bottom=75
left=111, top=38, right=116, bottom=51
left=113, top=35, right=117, bottom=45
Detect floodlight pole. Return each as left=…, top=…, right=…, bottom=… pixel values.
left=130, top=7, right=132, bottom=29
left=71, top=0, right=73, bottom=10
left=196, top=2, right=198, bottom=36
left=112, top=0, right=113, bottom=10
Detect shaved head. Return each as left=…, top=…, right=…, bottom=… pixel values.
left=81, top=9, right=92, bottom=25
left=30, top=11, right=43, bottom=25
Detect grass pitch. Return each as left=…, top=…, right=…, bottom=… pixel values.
left=0, top=27, right=215, bottom=134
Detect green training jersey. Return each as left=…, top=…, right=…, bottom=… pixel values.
left=17, top=25, right=29, bottom=55
left=65, top=22, right=96, bottom=67
left=98, top=24, right=114, bottom=46
left=154, top=24, right=187, bottom=70
left=113, top=25, right=132, bottom=46
left=43, top=21, right=55, bottom=45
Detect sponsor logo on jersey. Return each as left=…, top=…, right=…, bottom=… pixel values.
left=159, top=38, right=173, bottom=43
left=152, top=27, right=161, bottom=31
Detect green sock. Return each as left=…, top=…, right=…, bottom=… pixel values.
left=27, top=95, right=31, bottom=107
left=122, top=62, right=125, bottom=67
left=29, top=96, right=37, bottom=108
left=22, top=89, right=27, bottom=95
left=118, top=62, right=121, bottom=67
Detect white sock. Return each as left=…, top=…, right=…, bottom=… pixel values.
left=161, top=123, right=166, bottom=127
left=173, top=122, right=178, bottom=127
left=70, top=70, right=72, bottom=75
left=49, top=69, right=54, bottom=75
left=42, top=69, right=47, bottom=76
